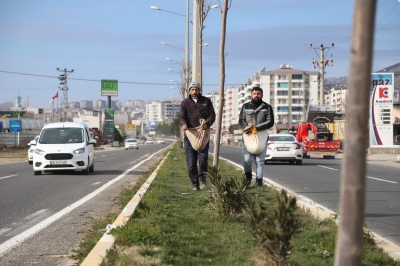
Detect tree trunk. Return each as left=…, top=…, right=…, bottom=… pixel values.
left=212, top=0, right=228, bottom=168
left=334, top=1, right=377, bottom=265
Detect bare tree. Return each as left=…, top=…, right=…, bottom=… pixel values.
left=213, top=0, right=232, bottom=168
left=334, top=1, right=377, bottom=265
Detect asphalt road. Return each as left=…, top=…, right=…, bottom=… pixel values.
left=0, top=141, right=172, bottom=266
left=211, top=143, right=400, bottom=247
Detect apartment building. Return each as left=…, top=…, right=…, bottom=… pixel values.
left=237, top=64, right=319, bottom=124
left=325, top=85, right=347, bottom=113
left=222, top=87, right=238, bottom=130
left=145, top=100, right=181, bottom=122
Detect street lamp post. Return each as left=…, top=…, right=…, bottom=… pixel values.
left=151, top=2, right=190, bottom=98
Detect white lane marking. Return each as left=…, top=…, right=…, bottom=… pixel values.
left=367, top=176, right=397, bottom=184
left=318, top=165, right=339, bottom=171
left=139, top=153, right=150, bottom=160
left=0, top=174, right=17, bottom=180
left=317, top=165, right=397, bottom=183
left=0, top=228, right=12, bottom=237
left=101, top=155, right=107, bottom=157
left=0, top=144, right=173, bottom=257
left=91, top=182, right=102, bottom=186
left=24, top=209, right=48, bottom=220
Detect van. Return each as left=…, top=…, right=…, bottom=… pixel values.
left=32, top=122, right=97, bottom=175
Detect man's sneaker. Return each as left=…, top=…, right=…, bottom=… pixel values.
left=192, top=184, right=200, bottom=191
left=245, top=172, right=252, bottom=187
left=256, top=178, right=263, bottom=187
left=200, top=181, right=207, bottom=189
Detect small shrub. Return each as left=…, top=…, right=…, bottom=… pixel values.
left=244, top=189, right=300, bottom=266
left=206, top=166, right=247, bottom=216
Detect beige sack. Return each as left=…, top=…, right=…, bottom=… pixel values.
left=243, top=130, right=269, bottom=154
left=186, top=119, right=210, bottom=152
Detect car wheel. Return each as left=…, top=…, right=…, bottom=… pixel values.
left=34, top=170, right=41, bottom=175
left=28, top=161, right=33, bottom=165
left=264, top=160, right=268, bottom=165
left=136, top=147, right=139, bottom=149
left=289, top=161, right=295, bottom=165
left=296, top=160, right=302, bottom=165
left=82, top=158, right=90, bottom=175
left=89, top=160, right=94, bottom=172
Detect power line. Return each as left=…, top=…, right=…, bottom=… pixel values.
left=0, top=70, right=240, bottom=86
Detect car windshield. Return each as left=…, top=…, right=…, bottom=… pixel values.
left=127, top=139, right=137, bottom=143
left=40, top=128, right=84, bottom=144
left=268, top=135, right=295, bottom=142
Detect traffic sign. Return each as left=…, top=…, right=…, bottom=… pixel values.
left=9, top=120, right=22, bottom=132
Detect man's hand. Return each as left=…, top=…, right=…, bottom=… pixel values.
left=182, top=124, right=188, bottom=130
left=199, top=123, right=208, bottom=130
left=243, top=124, right=253, bottom=134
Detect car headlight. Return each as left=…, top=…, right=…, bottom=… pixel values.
left=73, top=147, right=85, bottom=155
left=35, top=149, right=45, bottom=155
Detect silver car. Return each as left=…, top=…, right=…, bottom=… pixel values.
left=27, top=135, right=40, bottom=164
left=125, top=139, right=139, bottom=150
left=264, top=134, right=303, bottom=165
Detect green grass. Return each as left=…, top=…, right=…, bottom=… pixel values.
left=99, top=143, right=400, bottom=266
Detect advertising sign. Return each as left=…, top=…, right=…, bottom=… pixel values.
left=10, top=120, right=22, bottom=132
left=0, top=121, right=2, bottom=131
left=369, top=73, right=394, bottom=146
left=125, top=124, right=136, bottom=130
left=101, top=80, right=118, bottom=96
left=104, top=108, right=115, bottom=143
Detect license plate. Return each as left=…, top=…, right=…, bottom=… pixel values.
left=50, top=160, right=67, bottom=165
left=277, top=147, right=290, bottom=151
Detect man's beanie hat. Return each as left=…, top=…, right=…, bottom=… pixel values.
left=188, top=81, right=201, bottom=91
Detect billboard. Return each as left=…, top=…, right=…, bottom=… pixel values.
left=9, top=120, right=22, bottom=133
left=369, top=73, right=394, bottom=146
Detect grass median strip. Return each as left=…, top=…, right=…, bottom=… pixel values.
left=100, top=143, right=399, bottom=266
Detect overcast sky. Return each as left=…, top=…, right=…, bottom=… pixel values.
left=0, top=0, right=399, bottom=108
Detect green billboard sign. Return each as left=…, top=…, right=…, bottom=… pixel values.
left=101, top=80, right=118, bottom=96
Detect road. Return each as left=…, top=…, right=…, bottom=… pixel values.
left=0, top=141, right=172, bottom=266
left=211, top=144, right=400, bottom=247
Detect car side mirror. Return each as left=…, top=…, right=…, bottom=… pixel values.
left=88, top=139, right=97, bottom=145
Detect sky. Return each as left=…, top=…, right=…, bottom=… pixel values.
left=0, top=0, right=399, bottom=108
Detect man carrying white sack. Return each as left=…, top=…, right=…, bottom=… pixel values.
left=238, top=86, right=274, bottom=187
left=179, top=81, right=216, bottom=191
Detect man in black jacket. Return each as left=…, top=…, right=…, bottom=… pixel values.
left=179, top=81, right=216, bottom=190
left=238, top=86, right=274, bottom=187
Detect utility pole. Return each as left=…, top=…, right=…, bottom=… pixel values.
left=57, top=68, right=74, bottom=122
left=311, top=44, right=334, bottom=105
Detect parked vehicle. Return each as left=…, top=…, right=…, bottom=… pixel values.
left=32, top=122, right=96, bottom=175
left=27, top=135, right=40, bottom=164
left=394, top=135, right=400, bottom=145
left=89, top=127, right=102, bottom=147
left=157, top=138, right=165, bottom=144
left=125, top=139, right=139, bottom=150
left=295, top=105, right=340, bottom=159
left=265, top=134, right=303, bottom=165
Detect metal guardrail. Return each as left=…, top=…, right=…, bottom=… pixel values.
left=0, top=133, right=38, bottom=146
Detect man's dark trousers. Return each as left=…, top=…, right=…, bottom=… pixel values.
left=183, top=136, right=209, bottom=186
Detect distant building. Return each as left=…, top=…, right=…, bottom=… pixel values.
left=237, top=64, right=319, bottom=124
left=222, top=87, right=238, bottom=130
left=325, top=85, right=347, bottom=113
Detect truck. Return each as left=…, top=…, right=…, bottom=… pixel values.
left=89, top=127, right=103, bottom=147
left=295, top=104, right=341, bottom=159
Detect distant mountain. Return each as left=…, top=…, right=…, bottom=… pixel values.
left=324, top=62, right=400, bottom=91
left=0, top=101, right=14, bottom=111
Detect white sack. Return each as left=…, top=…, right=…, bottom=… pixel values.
left=186, top=120, right=210, bottom=152
left=243, top=130, right=269, bottom=154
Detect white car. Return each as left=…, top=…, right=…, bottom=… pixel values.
left=264, top=134, right=303, bottom=165
left=157, top=139, right=165, bottom=144
left=32, top=122, right=97, bottom=175
left=125, top=139, right=139, bottom=150
left=27, top=135, right=40, bottom=164
left=146, top=138, right=154, bottom=144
